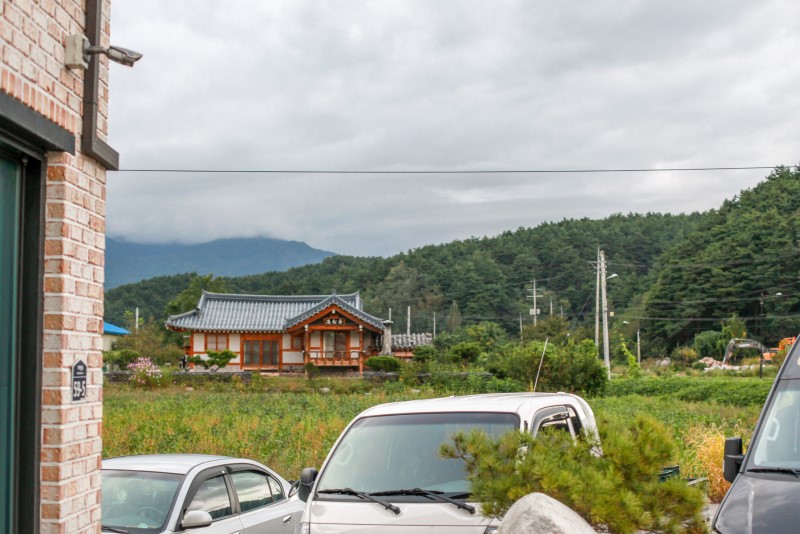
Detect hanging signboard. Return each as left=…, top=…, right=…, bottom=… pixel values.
left=72, top=360, right=87, bottom=402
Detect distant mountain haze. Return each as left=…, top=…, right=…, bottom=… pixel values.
left=105, top=237, right=335, bottom=288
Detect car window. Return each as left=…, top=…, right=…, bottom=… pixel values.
left=101, top=470, right=181, bottom=531
left=533, top=406, right=574, bottom=437
left=267, top=475, right=285, bottom=503
left=566, top=405, right=583, bottom=436
left=186, top=475, right=233, bottom=520
left=231, top=471, right=274, bottom=512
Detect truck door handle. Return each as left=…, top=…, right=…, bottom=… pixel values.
left=283, top=514, right=292, bottom=524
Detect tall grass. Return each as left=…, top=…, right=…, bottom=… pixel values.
left=104, top=380, right=764, bottom=499
left=103, top=386, right=431, bottom=478
left=590, top=395, right=761, bottom=498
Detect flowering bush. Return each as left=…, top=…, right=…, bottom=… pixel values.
left=127, top=357, right=164, bottom=388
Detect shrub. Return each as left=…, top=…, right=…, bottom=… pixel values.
left=365, top=355, right=402, bottom=372
left=127, top=357, right=163, bottom=388
left=502, top=339, right=607, bottom=396
left=103, top=349, right=140, bottom=370
left=412, top=345, right=437, bottom=363
left=449, top=342, right=482, bottom=365
left=604, top=376, right=771, bottom=407
left=442, top=414, right=706, bottom=533
left=671, top=346, right=699, bottom=369
left=693, top=330, right=724, bottom=358
left=188, top=349, right=236, bottom=371
left=304, top=362, right=320, bottom=380
left=425, top=365, right=523, bottom=395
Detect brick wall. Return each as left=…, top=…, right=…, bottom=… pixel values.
left=1, top=0, right=111, bottom=532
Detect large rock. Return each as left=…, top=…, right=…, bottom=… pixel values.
left=498, top=493, right=596, bottom=534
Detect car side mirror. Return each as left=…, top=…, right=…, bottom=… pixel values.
left=182, top=510, right=213, bottom=529
left=298, top=467, right=318, bottom=502
left=723, top=437, right=744, bottom=483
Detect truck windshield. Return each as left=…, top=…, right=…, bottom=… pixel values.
left=317, top=412, right=519, bottom=496
left=749, top=380, right=800, bottom=469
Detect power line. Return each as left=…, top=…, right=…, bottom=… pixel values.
left=112, top=165, right=782, bottom=175
left=623, top=314, right=800, bottom=322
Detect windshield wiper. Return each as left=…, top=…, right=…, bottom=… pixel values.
left=101, top=527, right=130, bottom=534
left=317, top=488, right=401, bottom=514
left=372, top=488, right=476, bottom=514
left=746, top=467, right=800, bottom=477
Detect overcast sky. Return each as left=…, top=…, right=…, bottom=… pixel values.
left=106, top=1, right=800, bottom=257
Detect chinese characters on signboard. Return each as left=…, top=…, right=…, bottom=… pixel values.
left=323, top=317, right=346, bottom=326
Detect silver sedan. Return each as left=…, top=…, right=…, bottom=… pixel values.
left=102, top=454, right=304, bottom=533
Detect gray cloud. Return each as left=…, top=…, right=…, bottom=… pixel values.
left=106, top=0, right=800, bottom=256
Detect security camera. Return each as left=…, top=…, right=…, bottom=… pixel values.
left=106, top=45, right=143, bottom=67
left=65, top=35, right=142, bottom=69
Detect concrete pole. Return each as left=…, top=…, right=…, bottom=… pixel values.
left=637, top=329, right=641, bottom=364
left=407, top=306, right=411, bottom=336
left=594, top=248, right=600, bottom=353
left=600, top=250, right=611, bottom=379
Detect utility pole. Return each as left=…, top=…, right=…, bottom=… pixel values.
left=600, top=251, right=611, bottom=379
left=594, top=248, right=600, bottom=353
left=433, top=312, right=436, bottom=338
left=527, top=279, right=543, bottom=326
left=407, top=306, right=411, bottom=336
left=637, top=328, right=641, bottom=364
left=135, top=306, right=139, bottom=333
left=549, top=296, right=553, bottom=317
left=519, top=314, right=523, bottom=340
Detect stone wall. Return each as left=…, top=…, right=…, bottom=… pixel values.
left=2, top=0, right=112, bottom=531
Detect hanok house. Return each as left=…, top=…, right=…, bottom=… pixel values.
left=165, top=291, right=389, bottom=373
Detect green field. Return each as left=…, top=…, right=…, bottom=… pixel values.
left=103, top=377, right=766, bottom=483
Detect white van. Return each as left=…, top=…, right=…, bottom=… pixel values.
left=296, top=392, right=599, bottom=534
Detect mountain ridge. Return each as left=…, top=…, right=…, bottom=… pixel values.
left=105, top=236, right=335, bottom=288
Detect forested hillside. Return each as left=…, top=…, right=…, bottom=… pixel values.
left=105, top=168, right=800, bottom=354
left=642, top=167, right=800, bottom=350
left=105, top=212, right=699, bottom=334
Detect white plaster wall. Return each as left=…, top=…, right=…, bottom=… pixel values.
left=194, top=333, right=205, bottom=352
left=349, top=330, right=361, bottom=349
left=283, top=351, right=304, bottom=364
left=229, top=333, right=241, bottom=353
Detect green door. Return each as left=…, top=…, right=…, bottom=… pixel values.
left=0, top=154, right=21, bottom=532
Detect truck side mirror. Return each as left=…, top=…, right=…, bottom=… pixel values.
left=298, top=467, right=318, bottom=502
left=723, top=437, right=744, bottom=483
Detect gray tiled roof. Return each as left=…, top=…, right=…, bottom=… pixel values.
left=392, top=333, right=434, bottom=350
left=165, top=291, right=385, bottom=333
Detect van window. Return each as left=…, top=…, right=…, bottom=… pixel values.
left=533, top=406, right=575, bottom=438
left=317, top=412, right=519, bottom=497
left=749, top=380, right=800, bottom=468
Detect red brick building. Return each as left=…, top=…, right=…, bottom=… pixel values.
left=1, top=0, right=129, bottom=531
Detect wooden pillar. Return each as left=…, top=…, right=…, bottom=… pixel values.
left=359, top=326, right=364, bottom=375
left=304, top=326, right=310, bottom=365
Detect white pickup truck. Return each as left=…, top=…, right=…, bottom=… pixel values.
left=296, top=392, right=599, bottom=534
